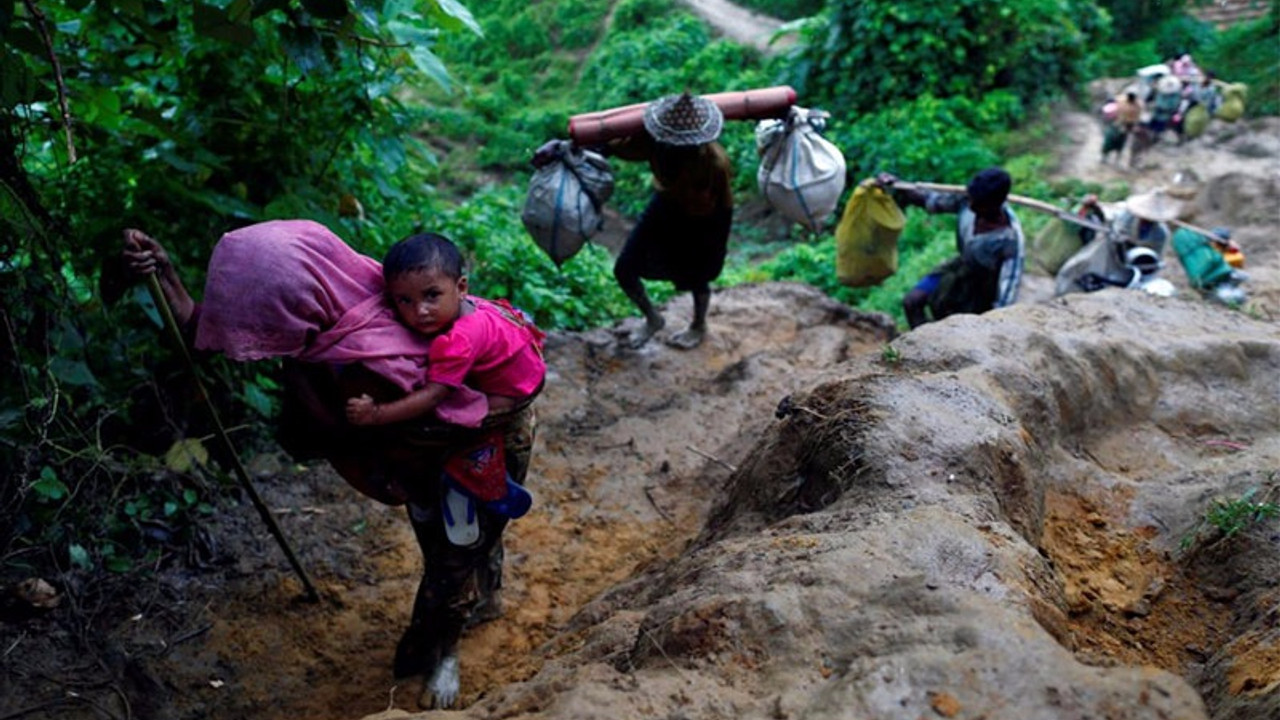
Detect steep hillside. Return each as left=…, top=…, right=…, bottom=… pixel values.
left=2, top=25, right=1277, bottom=720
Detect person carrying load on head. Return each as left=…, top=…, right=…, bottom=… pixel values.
left=535, top=92, right=734, bottom=350
left=875, top=168, right=1024, bottom=330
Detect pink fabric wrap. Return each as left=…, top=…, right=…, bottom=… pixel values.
left=194, top=219, right=487, bottom=427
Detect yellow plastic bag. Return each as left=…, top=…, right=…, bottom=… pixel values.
left=1184, top=103, right=1211, bottom=138
left=1221, top=82, right=1248, bottom=103
left=1028, top=218, right=1086, bottom=276
left=1215, top=96, right=1244, bottom=122
left=835, top=181, right=905, bottom=287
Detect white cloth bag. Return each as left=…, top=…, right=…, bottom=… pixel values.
left=756, top=106, right=847, bottom=232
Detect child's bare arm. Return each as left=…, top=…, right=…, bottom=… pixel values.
left=346, top=382, right=453, bottom=426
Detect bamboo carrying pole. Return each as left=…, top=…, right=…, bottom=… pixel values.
left=895, top=181, right=1226, bottom=243
left=146, top=275, right=320, bottom=603
left=893, top=181, right=1114, bottom=234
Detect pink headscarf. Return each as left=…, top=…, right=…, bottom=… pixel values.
left=194, top=220, right=486, bottom=426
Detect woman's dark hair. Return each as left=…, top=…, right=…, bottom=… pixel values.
left=967, top=167, right=1012, bottom=206
left=382, top=233, right=465, bottom=282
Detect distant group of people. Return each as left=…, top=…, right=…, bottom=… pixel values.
left=1101, top=53, right=1224, bottom=165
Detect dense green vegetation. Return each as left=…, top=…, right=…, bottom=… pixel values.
left=2, top=0, right=1276, bottom=577
left=733, top=0, right=822, bottom=22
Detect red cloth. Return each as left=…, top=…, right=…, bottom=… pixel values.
left=427, top=298, right=546, bottom=400
left=194, top=219, right=487, bottom=426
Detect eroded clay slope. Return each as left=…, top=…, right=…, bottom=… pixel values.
left=369, top=289, right=1277, bottom=720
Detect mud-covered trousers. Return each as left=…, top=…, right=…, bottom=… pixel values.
left=394, top=405, right=536, bottom=677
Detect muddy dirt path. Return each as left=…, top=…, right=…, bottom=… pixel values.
left=0, top=286, right=886, bottom=720
left=676, top=0, right=792, bottom=53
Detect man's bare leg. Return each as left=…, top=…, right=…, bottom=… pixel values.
left=615, top=266, right=665, bottom=349
left=666, top=288, right=708, bottom=350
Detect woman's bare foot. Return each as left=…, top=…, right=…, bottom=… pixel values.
left=665, top=326, right=705, bottom=350
left=622, top=316, right=665, bottom=349
left=420, top=653, right=460, bottom=709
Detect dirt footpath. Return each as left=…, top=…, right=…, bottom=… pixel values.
left=677, top=0, right=793, bottom=53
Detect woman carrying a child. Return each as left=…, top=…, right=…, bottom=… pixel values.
left=122, top=220, right=545, bottom=709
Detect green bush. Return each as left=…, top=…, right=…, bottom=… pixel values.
left=792, top=0, right=1108, bottom=113
left=1199, top=15, right=1280, bottom=116
left=1098, top=0, right=1189, bottom=42
left=612, top=0, right=679, bottom=29
left=827, top=93, right=1020, bottom=184
left=1085, top=37, right=1159, bottom=78
left=423, top=185, right=657, bottom=331
left=732, top=0, right=824, bottom=21
left=1152, top=14, right=1216, bottom=60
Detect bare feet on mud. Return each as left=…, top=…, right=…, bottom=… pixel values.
left=420, top=653, right=460, bottom=709
left=665, top=326, right=706, bottom=349
left=622, top=316, right=665, bottom=349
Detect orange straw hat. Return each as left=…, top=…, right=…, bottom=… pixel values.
left=643, top=92, right=724, bottom=146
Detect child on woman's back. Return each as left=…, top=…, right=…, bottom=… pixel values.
left=345, top=232, right=545, bottom=428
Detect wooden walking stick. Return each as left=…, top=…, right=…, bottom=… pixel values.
left=146, top=275, right=321, bottom=603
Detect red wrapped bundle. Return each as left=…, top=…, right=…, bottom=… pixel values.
left=568, top=86, right=797, bottom=145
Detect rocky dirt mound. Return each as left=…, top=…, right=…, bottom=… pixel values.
left=366, top=289, right=1276, bottom=720
left=347, top=101, right=1280, bottom=720
left=0, top=284, right=894, bottom=720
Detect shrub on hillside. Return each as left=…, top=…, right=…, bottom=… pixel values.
left=790, top=0, right=1109, bottom=112
left=1098, top=0, right=1189, bottom=42
left=1152, top=14, right=1216, bottom=60
left=732, top=0, right=824, bottom=21
left=1199, top=15, right=1280, bottom=116
left=828, top=93, right=1021, bottom=183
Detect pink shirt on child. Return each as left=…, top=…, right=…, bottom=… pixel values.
left=427, top=297, right=545, bottom=399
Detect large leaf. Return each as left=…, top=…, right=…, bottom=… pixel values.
left=4, top=25, right=45, bottom=56
left=0, top=49, right=44, bottom=107
left=428, top=0, right=482, bottom=36
left=50, top=356, right=99, bottom=387
left=408, top=46, right=451, bottom=89
left=165, top=438, right=209, bottom=473
left=387, top=19, right=450, bottom=90
left=32, top=467, right=69, bottom=502
left=281, top=24, right=328, bottom=75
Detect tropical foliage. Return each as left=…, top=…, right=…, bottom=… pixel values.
left=1, top=0, right=1276, bottom=575
left=1, top=0, right=484, bottom=565
left=789, top=0, right=1110, bottom=113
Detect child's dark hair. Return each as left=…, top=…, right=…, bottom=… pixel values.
left=966, top=167, right=1012, bottom=206
left=382, top=233, right=465, bottom=282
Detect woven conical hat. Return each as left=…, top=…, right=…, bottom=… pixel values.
left=643, top=92, right=723, bottom=146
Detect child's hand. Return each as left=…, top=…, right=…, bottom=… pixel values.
left=346, top=394, right=379, bottom=426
